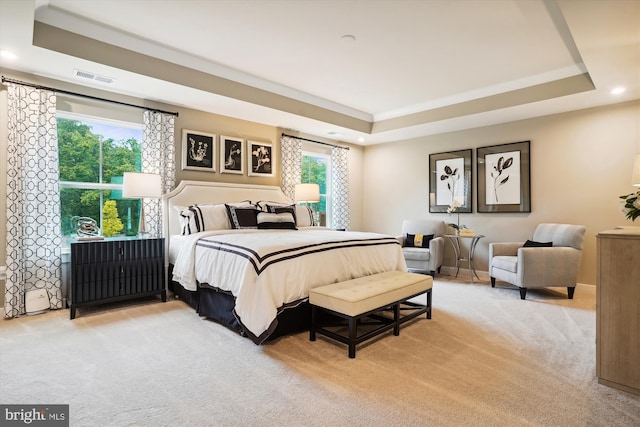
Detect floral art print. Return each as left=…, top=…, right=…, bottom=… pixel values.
left=248, top=141, right=274, bottom=176
left=485, top=150, right=521, bottom=205
left=436, top=157, right=465, bottom=206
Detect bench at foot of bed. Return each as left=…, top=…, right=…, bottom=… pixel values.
left=309, top=271, right=433, bottom=358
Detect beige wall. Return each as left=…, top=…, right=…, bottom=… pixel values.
left=1, top=67, right=638, bottom=302
left=363, top=100, right=640, bottom=286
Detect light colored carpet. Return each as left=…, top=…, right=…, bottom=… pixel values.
left=1, top=277, right=639, bottom=427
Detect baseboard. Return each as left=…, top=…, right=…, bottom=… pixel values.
left=576, top=282, right=594, bottom=288
left=438, top=267, right=595, bottom=288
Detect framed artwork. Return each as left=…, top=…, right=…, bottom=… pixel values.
left=477, top=140, right=531, bottom=213
left=247, top=140, right=274, bottom=177
left=220, top=136, right=244, bottom=174
left=429, top=149, right=472, bottom=213
left=182, top=129, right=216, bottom=172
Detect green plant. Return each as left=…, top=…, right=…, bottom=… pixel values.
left=620, top=190, right=640, bottom=222
left=102, top=200, right=124, bottom=237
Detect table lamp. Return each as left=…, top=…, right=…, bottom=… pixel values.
left=295, top=183, right=320, bottom=225
left=123, top=172, right=162, bottom=236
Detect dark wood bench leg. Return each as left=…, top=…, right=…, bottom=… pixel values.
left=310, top=305, right=317, bottom=341
left=393, top=304, right=400, bottom=336
left=348, top=317, right=357, bottom=358
left=426, top=289, right=432, bottom=319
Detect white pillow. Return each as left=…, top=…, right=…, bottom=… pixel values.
left=176, top=201, right=252, bottom=235
left=295, top=205, right=315, bottom=227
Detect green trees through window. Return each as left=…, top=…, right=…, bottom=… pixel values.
left=301, top=153, right=329, bottom=226
left=58, top=116, right=142, bottom=237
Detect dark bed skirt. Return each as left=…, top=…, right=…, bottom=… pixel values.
left=168, top=267, right=311, bottom=342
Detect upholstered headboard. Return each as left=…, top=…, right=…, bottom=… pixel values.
left=162, top=180, right=291, bottom=265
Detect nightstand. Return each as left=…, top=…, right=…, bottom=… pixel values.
left=68, top=237, right=166, bottom=319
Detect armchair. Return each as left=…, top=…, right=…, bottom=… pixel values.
left=489, top=223, right=586, bottom=300
left=397, top=219, right=445, bottom=277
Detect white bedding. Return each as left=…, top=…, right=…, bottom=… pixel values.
left=171, top=228, right=407, bottom=342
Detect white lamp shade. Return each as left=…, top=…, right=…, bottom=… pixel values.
left=122, top=172, right=162, bottom=198
left=632, top=153, right=640, bottom=187
left=294, top=183, right=320, bottom=203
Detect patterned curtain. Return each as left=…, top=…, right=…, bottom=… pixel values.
left=141, top=111, right=176, bottom=237
left=280, top=134, right=303, bottom=200
left=5, top=83, right=63, bottom=318
left=332, top=146, right=350, bottom=230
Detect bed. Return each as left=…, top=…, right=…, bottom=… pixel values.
left=163, top=181, right=407, bottom=343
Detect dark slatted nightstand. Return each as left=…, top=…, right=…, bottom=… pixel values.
left=68, top=237, right=166, bottom=319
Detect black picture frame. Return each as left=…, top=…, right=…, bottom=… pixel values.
left=182, top=129, right=216, bottom=172
left=477, top=140, right=531, bottom=213
left=220, top=136, right=244, bottom=175
left=247, top=140, right=274, bottom=177
left=429, top=149, right=472, bottom=213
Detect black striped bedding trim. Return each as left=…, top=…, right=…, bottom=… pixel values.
left=180, top=205, right=205, bottom=235
left=196, top=236, right=400, bottom=275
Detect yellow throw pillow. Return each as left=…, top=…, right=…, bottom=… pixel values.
left=406, top=233, right=433, bottom=248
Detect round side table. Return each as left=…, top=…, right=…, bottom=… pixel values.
left=445, top=234, right=485, bottom=282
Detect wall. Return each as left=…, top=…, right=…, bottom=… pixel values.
left=1, top=67, right=638, bottom=297
left=0, top=69, right=364, bottom=306
left=363, top=100, right=640, bottom=286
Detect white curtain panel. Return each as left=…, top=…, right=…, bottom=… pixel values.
left=280, top=134, right=302, bottom=200
left=141, top=111, right=176, bottom=237
left=5, top=83, right=63, bottom=318
left=331, top=146, right=350, bottom=230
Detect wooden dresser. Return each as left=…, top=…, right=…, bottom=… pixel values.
left=596, top=228, right=640, bottom=395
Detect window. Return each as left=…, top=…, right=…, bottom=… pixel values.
left=57, top=112, right=142, bottom=240
left=301, top=149, right=331, bottom=226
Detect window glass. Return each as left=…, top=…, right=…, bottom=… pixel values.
left=57, top=113, right=142, bottom=239
left=301, top=152, right=331, bottom=226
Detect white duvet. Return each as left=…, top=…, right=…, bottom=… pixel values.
left=172, top=228, right=407, bottom=341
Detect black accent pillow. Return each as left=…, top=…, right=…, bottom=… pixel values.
left=406, top=233, right=434, bottom=248
left=266, top=204, right=297, bottom=225
left=523, top=240, right=553, bottom=247
left=256, top=212, right=297, bottom=230
left=225, top=204, right=258, bottom=229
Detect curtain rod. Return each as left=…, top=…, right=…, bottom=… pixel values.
left=1, top=76, right=179, bottom=117
left=282, top=133, right=349, bottom=150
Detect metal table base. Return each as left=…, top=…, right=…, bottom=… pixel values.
left=445, top=234, right=485, bottom=282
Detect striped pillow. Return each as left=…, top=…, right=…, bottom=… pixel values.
left=295, top=205, right=315, bottom=227
left=256, top=212, right=297, bottom=230
left=176, top=201, right=252, bottom=235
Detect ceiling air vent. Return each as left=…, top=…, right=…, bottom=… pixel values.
left=72, top=69, right=115, bottom=84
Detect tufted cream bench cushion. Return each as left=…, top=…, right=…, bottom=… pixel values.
left=310, top=271, right=432, bottom=316
left=309, top=271, right=433, bottom=358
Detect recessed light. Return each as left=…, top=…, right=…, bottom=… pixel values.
left=357, top=137, right=365, bottom=143
left=610, top=87, right=626, bottom=95
left=328, top=131, right=344, bottom=137
left=0, top=50, right=17, bottom=60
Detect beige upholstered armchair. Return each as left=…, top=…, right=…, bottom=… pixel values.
left=397, top=219, right=445, bottom=277
left=489, top=223, right=586, bottom=300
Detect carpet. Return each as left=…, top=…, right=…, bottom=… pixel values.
left=1, top=277, right=638, bottom=426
